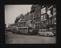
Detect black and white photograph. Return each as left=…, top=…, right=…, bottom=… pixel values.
left=5, top=4, right=56, bottom=44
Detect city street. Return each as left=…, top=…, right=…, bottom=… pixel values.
left=5, top=32, right=56, bottom=44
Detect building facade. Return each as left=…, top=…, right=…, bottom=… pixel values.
left=14, top=4, right=56, bottom=32
left=30, top=4, right=56, bottom=32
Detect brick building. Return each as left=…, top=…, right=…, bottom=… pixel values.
left=30, top=4, right=56, bottom=32
left=14, top=4, right=56, bottom=32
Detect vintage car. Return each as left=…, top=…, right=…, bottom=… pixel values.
left=7, top=24, right=19, bottom=33
left=38, top=28, right=55, bottom=37
left=38, top=31, right=54, bottom=37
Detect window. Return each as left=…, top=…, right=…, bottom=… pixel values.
left=44, top=14, right=46, bottom=20
left=41, top=7, right=46, bottom=14
left=41, top=14, right=46, bottom=21
left=54, top=18, right=56, bottom=24
left=53, top=8, right=56, bottom=16
left=47, top=10, right=52, bottom=18
left=41, top=15, right=44, bottom=21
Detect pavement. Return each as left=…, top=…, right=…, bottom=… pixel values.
left=5, top=31, right=56, bottom=44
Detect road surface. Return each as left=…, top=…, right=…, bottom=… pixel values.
left=5, top=32, right=56, bottom=44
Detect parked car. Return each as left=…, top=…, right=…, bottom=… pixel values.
left=7, top=24, right=19, bottom=33
left=38, top=31, right=54, bottom=37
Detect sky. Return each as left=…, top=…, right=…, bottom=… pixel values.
left=5, top=5, right=32, bottom=27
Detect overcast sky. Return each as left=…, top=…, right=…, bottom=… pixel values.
left=5, top=5, right=32, bottom=27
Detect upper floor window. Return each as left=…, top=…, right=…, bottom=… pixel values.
left=41, top=7, right=46, bottom=14
left=53, top=8, right=56, bottom=16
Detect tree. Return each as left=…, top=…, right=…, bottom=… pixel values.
left=15, top=14, right=24, bottom=23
